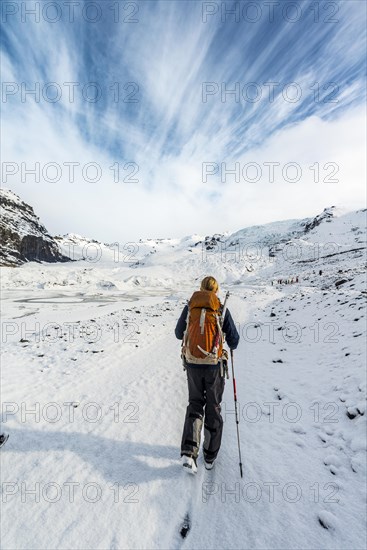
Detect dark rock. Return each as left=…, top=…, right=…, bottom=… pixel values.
left=0, top=188, right=72, bottom=266
left=303, top=207, right=335, bottom=233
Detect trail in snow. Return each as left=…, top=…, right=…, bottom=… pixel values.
left=1, top=282, right=365, bottom=549
left=1, top=209, right=366, bottom=549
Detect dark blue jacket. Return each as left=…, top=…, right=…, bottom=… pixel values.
left=175, top=304, right=240, bottom=368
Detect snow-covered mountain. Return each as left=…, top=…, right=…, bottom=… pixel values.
left=1, top=191, right=366, bottom=549
left=0, top=188, right=71, bottom=266
left=1, top=190, right=365, bottom=295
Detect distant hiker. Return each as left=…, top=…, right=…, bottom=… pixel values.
left=175, top=276, right=239, bottom=474
left=319, top=269, right=322, bottom=276
left=296, top=276, right=299, bottom=283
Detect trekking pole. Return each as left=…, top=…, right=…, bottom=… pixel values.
left=221, top=290, right=230, bottom=321
left=230, top=349, right=243, bottom=478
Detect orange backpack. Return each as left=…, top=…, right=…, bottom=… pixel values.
left=182, top=290, right=224, bottom=365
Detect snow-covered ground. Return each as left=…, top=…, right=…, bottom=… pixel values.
left=1, top=208, right=366, bottom=549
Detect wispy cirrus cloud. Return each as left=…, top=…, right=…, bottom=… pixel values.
left=1, top=0, right=366, bottom=241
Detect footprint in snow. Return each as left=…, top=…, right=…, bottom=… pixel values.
left=292, top=425, right=307, bottom=435
left=350, top=455, right=363, bottom=473
left=323, top=454, right=341, bottom=475
left=318, top=510, right=337, bottom=530
left=317, top=432, right=329, bottom=443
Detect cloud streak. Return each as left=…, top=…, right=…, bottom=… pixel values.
left=1, top=0, right=366, bottom=241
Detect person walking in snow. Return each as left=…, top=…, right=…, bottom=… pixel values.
left=175, top=276, right=239, bottom=473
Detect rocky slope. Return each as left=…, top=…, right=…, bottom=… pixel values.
left=0, top=188, right=71, bottom=266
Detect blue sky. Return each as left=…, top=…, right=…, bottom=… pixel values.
left=1, top=0, right=366, bottom=242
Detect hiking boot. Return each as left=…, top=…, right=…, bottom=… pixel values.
left=204, top=459, right=215, bottom=470
left=182, top=455, right=198, bottom=474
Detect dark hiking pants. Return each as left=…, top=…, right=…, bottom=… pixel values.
left=181, top=366, right=225, bottom=462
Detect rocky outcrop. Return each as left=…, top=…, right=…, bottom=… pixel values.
left=303, top=206, right=336, bottom=233
left=0, top=188, right=72, bottom=266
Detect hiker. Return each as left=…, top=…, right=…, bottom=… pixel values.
left=175, top=276, right=239, bottom=473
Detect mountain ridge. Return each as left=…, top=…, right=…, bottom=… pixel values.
left=0, top=188, right=72, bottom=266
